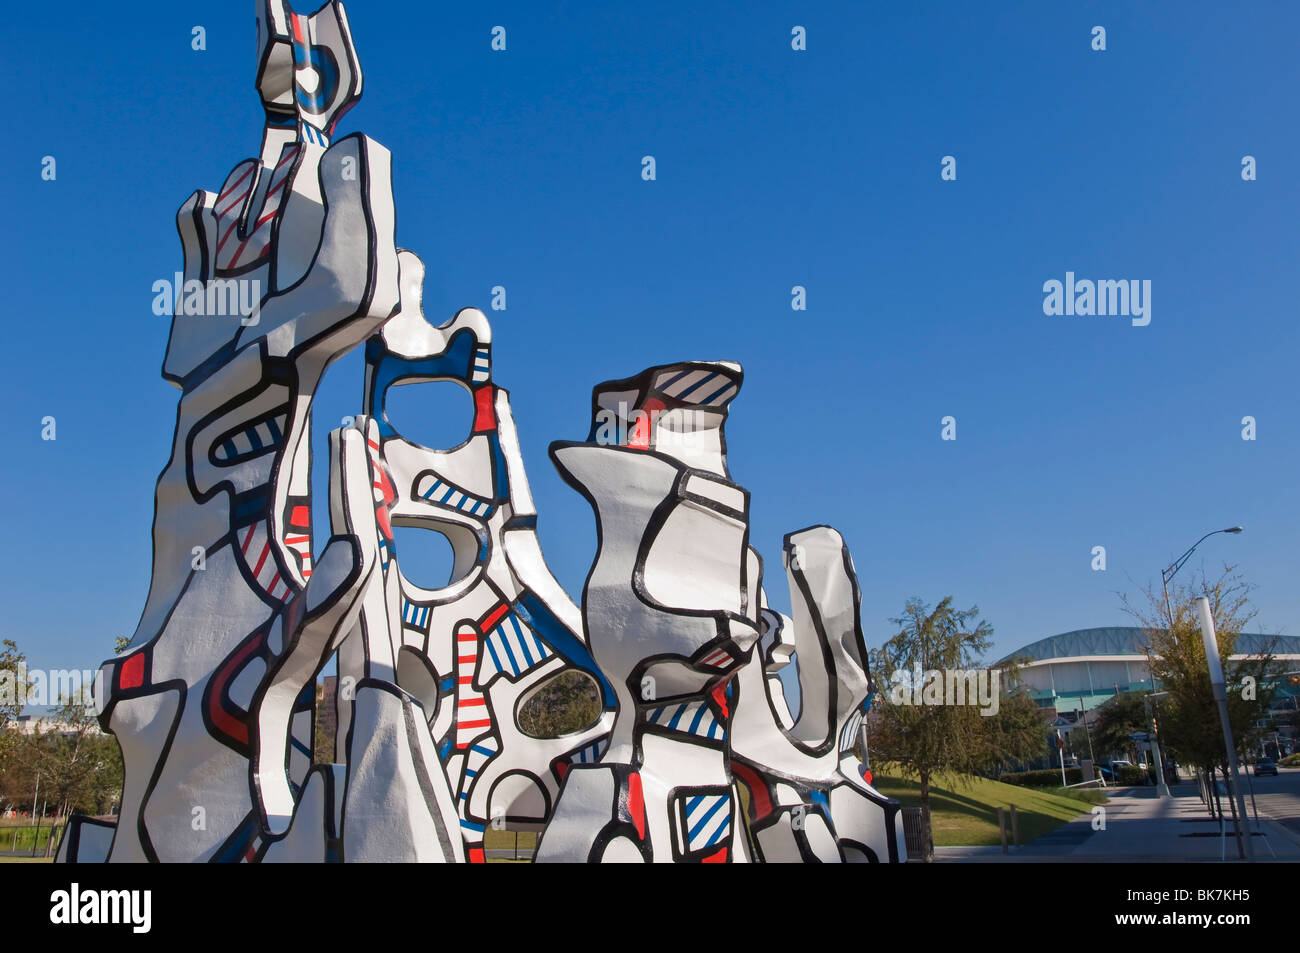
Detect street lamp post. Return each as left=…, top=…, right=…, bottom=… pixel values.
left=1162, top=527, right=1243, bottom=627
left=1196, top=597, right=1254, bottom=862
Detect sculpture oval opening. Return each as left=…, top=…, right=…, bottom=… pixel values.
left=516, top=670, right=603, bottom=739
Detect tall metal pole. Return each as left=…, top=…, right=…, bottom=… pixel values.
left=1076, top=705, right=1097, bottom=766
left=1196, top=597, right=1253, bottom=861
left=1143, top=694, right=1171, bottom=798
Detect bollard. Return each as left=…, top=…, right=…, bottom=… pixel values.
left=1010, top=804, right=1019, bottom=847
left=998, top=807, right=1008, bottom=854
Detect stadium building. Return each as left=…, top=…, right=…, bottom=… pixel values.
left=996, top=627, right=1300, bottom=712
left=996, top=627, right=1300, bottom=759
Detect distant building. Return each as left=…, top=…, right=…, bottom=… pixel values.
left=997, top=627, right=1300, bottom=760
left=11, top=714, right=104, bottom=736
left=997, top=627, right=1300, bottom=714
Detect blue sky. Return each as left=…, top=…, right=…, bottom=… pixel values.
left=3, top=1, right=1297, bottom=687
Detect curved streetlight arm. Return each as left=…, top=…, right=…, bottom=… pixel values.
left=1163, top=530, right=1226, bottom=585
left=1160, top=527, right=1241, bottom=626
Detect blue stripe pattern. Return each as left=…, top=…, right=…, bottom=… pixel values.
left=418, top=475, right=494, bottom=517
left=482, top=611, right=552, bottom=678
left=647, top=700, right=721, bottom=740
left=681, top=793, right=731, bottom=852
left=402, top=600, right=430, bottom=630
left=472, top=346, right=491, bottom=383
left=654, top=368, right=739, bottom=407
left=213, top=414, right=286, bottom=464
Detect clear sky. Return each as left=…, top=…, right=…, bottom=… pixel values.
left=3, top=2, right=1297, bottom=688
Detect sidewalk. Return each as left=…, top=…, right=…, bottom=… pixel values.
left=933, top=785, right=1300, bottom=863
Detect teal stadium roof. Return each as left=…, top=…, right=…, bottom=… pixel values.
left=997, top=626, right=1300, bottom=665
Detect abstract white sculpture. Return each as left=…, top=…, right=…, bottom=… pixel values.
left=339, top=253, right=615, bottom=861
left=95, top=0, right=400, bottom=862
left=536, top=362, right=760, bottom=862
left=68, top=0, right=907, bottom=865
left=729, top=529, right=908, bottom=862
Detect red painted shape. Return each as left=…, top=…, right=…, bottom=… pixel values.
left=710, top=679, right=730, bottom=719
left=861, top=767, right=874, bottom=785
left=373, top=467, right=397, bottom=507
left=627, top=417, right=650, bottom=449
left=468, top=847, right=485, bottom=864
left=555, top=761, right=569, bottom=781
left=626, top=398, right=665, bottom=449
left=472, top=386, right=497, bottom=432
left=702, top=846, right=728, bottom=863
left=627, top=772, right=646, bottom=840
left=730, top=762, right=772, bottom=820
left=206, top=635, right=263, bottom=746
left=480, top=603, right=510, bottom=632
left=290, top=505, right=310, bottom=527
left=118, top=653, right=146, bottom=692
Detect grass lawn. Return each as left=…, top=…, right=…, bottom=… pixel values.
left=0, top=821, right=64, bottom=856
left=871, top=772, right=1107, bottom=847
left=483, top=828, right=538, bottom=862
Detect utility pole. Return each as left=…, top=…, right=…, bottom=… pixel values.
left=1143, top=692, right=1172, bottom=798
left=1076, top=705, right=1097, bottom=775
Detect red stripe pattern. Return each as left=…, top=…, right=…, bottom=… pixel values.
left=214, top=145, right=301, bottom=274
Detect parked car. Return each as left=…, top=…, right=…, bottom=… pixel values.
left=1253, top=759, right=1278, bottom=777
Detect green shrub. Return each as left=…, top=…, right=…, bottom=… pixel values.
left=1114, top=765, right=1151, bottom=786
left=1000, top=768, right=1083, bottom=787
left=1279, top=753, right=1300, bottom=768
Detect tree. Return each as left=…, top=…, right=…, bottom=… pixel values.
left=970, top=676, right=1052, bottom=778
left=0, top=639, right=27, bottom=759
left=1090, top=690, right=1150, bottom=764
left=867, top=597, right=995, bottom=862
left=29, top=690, right=124, bottom=821
left=1122, top=567, right=1276, bottom=837
left=0, top=640, right=30, bottom=813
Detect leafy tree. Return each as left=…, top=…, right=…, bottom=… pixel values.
left=0, top=640, right=30, bottom=814
left=867, top=597, right=994, bottom=861
left=0, top=640, right=27, bottom=760
left=971, top=677, right=1052, bottom=777
left=1122, top=567, right=1275, bottom=840
left=29, top=690, right=124, bottom=819
left=1090, top=690, right=1150, bottom=764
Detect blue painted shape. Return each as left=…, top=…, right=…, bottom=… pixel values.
left=516, top=590, right=615, bottom=707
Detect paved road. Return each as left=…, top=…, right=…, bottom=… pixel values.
left=1238, top=766, right=1300, bottom=836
